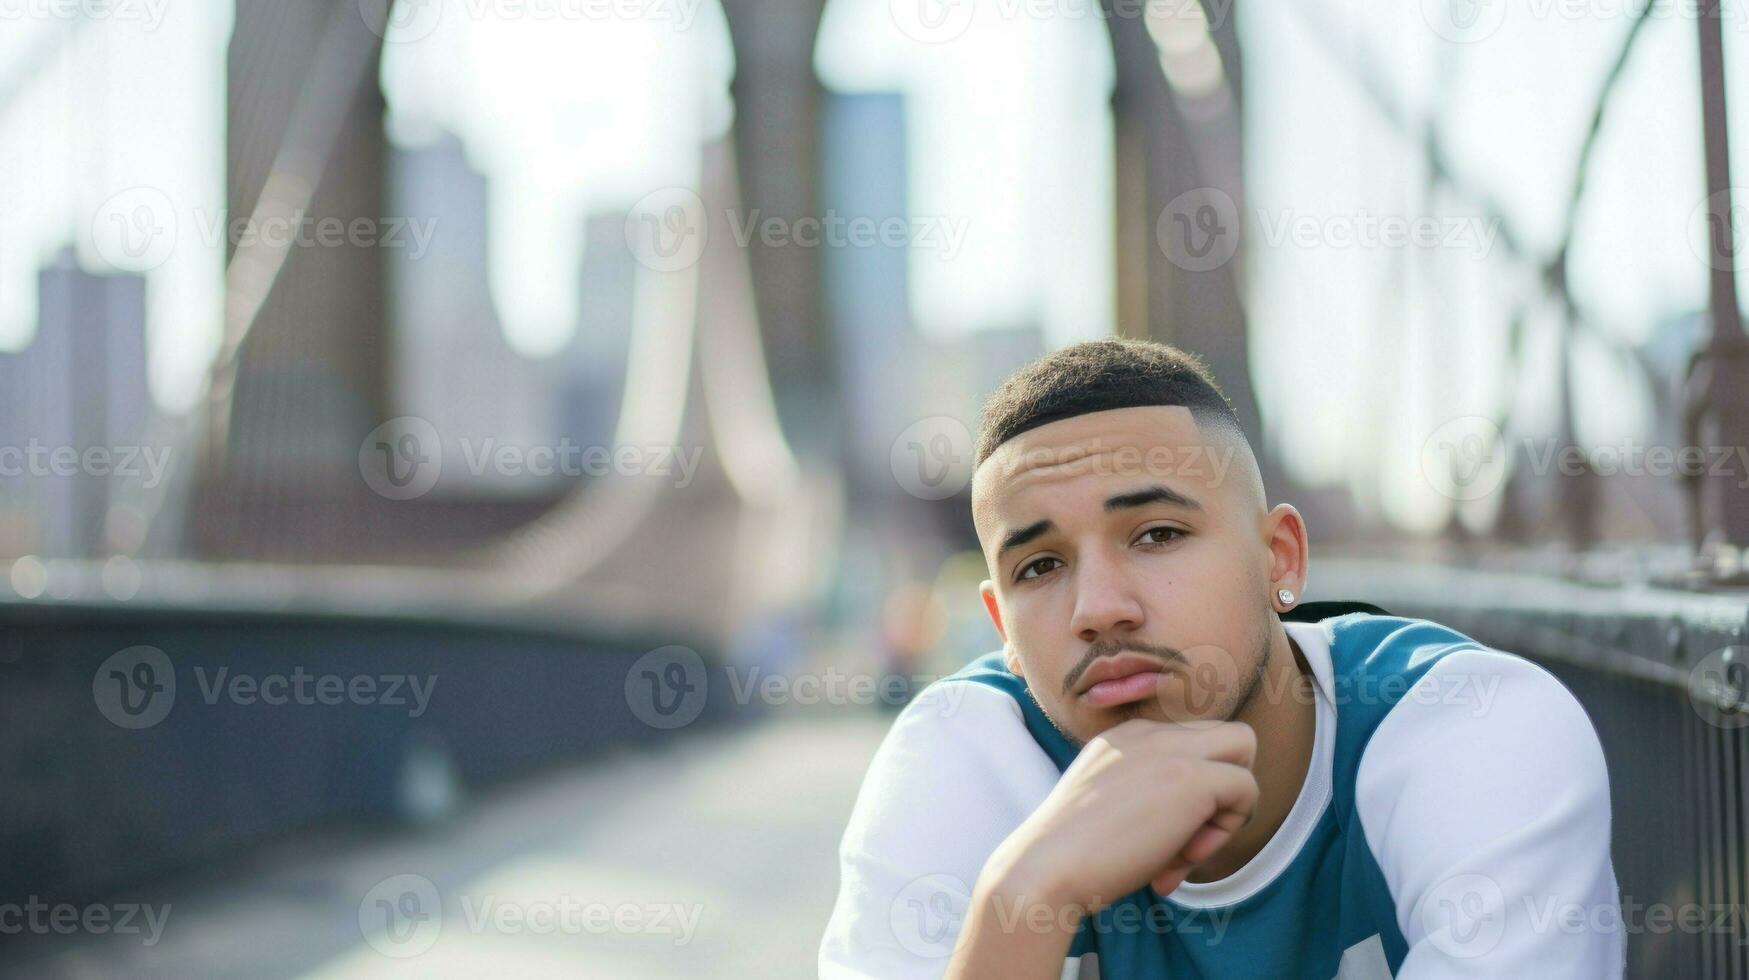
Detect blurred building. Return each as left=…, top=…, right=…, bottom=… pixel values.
left=387, top=131, right=551, bottom=496
left=821, top=90, right=917, bottom=495
left=0, top=252, right=150, bottom=560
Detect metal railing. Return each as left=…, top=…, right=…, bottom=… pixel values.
left=1318, top=557, right=1749, bottom=979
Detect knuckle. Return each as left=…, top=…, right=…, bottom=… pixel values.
left=1156, top=756, right=1194, bottom=783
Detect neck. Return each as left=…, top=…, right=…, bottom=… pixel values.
left=1185, top=623, right=1316, bottom=883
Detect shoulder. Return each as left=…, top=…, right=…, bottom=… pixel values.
left=844, top=662, right=1057, bottom=838
left=1323, top=613, right=1491, bottom=680
left=1341, top=639, right=1622, bottom=975
left=1352, top=641, right=1612, bottom=874
left=821, top=661, right=1061, bottom=976
left=1323, top=615, right=1610, bottom=822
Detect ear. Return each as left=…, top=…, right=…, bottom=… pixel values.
left=1263, top=503, right=1310, bottom=609
left=979, top=581, right=1024, bottom=676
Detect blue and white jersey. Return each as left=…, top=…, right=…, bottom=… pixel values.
left=820, top=614, right=1624, bottom=979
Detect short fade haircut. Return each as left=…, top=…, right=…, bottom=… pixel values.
left=975, top=338, right=1246, bottom=467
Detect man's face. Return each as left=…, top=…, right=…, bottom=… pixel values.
left=972, top=405, right=1290, bottom=745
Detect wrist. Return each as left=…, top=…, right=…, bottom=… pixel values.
left=979, top=836, right=1081, bottom=913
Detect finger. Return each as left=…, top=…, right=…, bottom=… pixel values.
left=1179, top=822, right=1232, bottom=864
left=1170, top=721, right=1257, bottom=770
left=1150, top=866, right=1191, bottom=896
left=1196, top=759, right=1260, bottom=828
left=1151, top=820, right=1234, bottom=895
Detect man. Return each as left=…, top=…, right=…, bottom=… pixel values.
left=820, top=339, right=1622, bottom=978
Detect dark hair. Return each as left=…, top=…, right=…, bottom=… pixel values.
left=975, top=338, right=1244, bottom=467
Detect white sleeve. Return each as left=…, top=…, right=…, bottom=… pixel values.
left=1355, top=649, right=1625, bottom=979
left=819, top=679, right=1064, bottom=980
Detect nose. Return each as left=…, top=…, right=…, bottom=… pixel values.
left=1067, top=548, right=1146, bottom=643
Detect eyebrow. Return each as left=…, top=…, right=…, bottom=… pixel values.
left=997, top=519, right=1053, bottom=559
left=1105, top=485, right=1202, bottom=513
left=995, top=485, right=1202, bottom=560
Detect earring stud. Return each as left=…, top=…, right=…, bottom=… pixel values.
left=1277, top=588, right=1295, bottom=607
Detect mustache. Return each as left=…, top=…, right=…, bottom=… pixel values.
left=1061, top=639, right=1187, bottom=696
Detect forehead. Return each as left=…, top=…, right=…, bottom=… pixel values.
left=972, top=405, right=1235, bottom=526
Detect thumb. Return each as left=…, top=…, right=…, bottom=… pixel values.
left=1149, top=822, right=1233, bottom=894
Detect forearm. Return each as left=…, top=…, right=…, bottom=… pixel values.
left=946, top=860, right=1082, bottom=980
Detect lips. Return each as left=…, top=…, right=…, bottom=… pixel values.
left=1076, top=652, right=1173, bottom=709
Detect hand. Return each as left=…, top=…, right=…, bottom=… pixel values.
left=985, top=718, right=1259, bottom=910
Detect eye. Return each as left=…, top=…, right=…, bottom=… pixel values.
left=1135, top=526, right=1186, bottom=547
left=1016, top=556, right=1062, bottom=581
